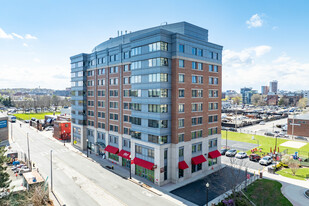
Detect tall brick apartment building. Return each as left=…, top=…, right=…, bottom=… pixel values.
left=70, top=22, right=223, bottom=186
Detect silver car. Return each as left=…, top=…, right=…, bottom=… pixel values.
left=225, top=149, right=237, bottom=157
left=259, top=156, right=272, bottom=165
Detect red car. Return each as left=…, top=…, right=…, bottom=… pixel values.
left=249, top=154, right=261, bottom=162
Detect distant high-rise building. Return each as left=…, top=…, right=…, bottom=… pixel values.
left=261, top=86, right=269, bottom=95
left=269, top=80, right=278, bottom=94
left=240, top=87, right=256, bottom=104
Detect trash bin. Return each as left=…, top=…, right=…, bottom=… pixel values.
left=260, top=171, right=263, bottom=178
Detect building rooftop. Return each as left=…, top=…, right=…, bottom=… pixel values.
left=293, top=113, right=309, bottom=120
left=23, top=170, right=44, bottom=185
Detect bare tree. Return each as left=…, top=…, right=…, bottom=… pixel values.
left=232, top=96, right=242, bottom=105
left=297, top=98, right=308, bottom=109
left=288, top=160, right=300, bottom=176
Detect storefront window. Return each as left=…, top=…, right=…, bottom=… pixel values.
left=208, top=158, right=218, bottom=166
left=179, top=169, right=184, bottom=178
left=135, top=165, right=154, bottom=183
left=108, top=153, right=119, bottom=161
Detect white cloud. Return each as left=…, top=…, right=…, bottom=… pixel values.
left=0, top=28, right=13, bottom=39
left=23, top=43, right=29, bottom=47
left=33, top=58, right=40, bottom=62
left=25, top=34, right=38, bottom=39
left=223, top=49, right=309, bottom=92
left=246, top=14, right=263, bottom=28
left=12, top=33, right=24, bottom=39
left=223, top=45, right=271, bottom=67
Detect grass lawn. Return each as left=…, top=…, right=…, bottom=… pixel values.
left=13, top=112, right=60, bottom=120
left=244, top=179, right=292, bottom=206
left=276, top=168, right=309, bottom=180
left=221, top=131, right=309, bottom=156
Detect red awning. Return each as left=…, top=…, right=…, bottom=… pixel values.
left=118, top=150, right=131, bottom=160
left=133, top=158, right=154, bottom=170
left=208, top=150, right=221, bottom=159
left=104, top=145, right=119, bottom=154
left=178, top=161, right=189, bottom=170
left=191, top=155, right=207, bottom=165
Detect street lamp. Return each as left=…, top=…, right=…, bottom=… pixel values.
left=86, top=139, right=89, bottom=157
left=129, top=155, right=132, bottom=179
left=50, top=150, right=53, bottom=192
left=63, top=131, right=66, bottom=146
left=205, top=182, right=209, bottom=206
left=27, top=132, right=31, bottom=171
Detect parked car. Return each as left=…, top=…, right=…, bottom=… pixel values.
left=226, top=149, right=237, bottom=157
left=249, top=154, right=261, bottom=162
left=264, top=132, right=275, bottom=137
left=259, top=121, right=265, bottom=125
left=235, top=152, right=247, bottom=159
left=229, top=128, right=238, bottom=132
left=45, top=126, right=54, bottom=131
left=259, top=156, right=272, bottom=165
left=221, top=127, right=229, bottom=131
left=24, top=120, right=30, bottom=123
left=295, top=136, right=308, bottom=141
left=220, top=148, right=229, bottom=155
left=19, top=167, right=30, bottom=175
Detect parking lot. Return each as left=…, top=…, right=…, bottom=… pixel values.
left=171, top=166, right=252, bottom=206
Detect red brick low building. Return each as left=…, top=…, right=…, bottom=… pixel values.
left=287, top=114, right=309, bottom=137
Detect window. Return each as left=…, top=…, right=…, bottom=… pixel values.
left=148, top=89, right=168, bottom=98
left=192, top=89, right=203, bottom=98
left=123, top=128, right=130, bottom=135
left=192, top=145, right=197, bottom=153
left=209, top=90, right=219, bottom=98
left=192, top=103, right=203, bottom=112
left=98, top=79, right=105, bottom=86
left=209, top=102, right=219, bottom=111
left=87, top=91, right=94, bottom=96
left=131, top=103, right=141, bottom=111
left=178, top=133, right=184, bottom=142
left=179, top=60, right=184, bottom=68
left=136, top=145, right=142, bottom=154
left=192, top=62, right=196, bottom=69
left=131, top=117, right=141, bottom=125
left=148, top=149, right=154, bottom=158
left=179, top=89, right=185, bottom=98
left=198, top=49, right=203, bottom=57
left=209, top=65, right=213, bottom=72
left=179, top=44, right=184, bottom=53
left=124, top=64, right=130, bottom=72
left=192, top=117, right=203, bottom=126
left=148, top=42, right=168, bottom=52
left=179, top=169, right=184, bottom=178
left=98, top=101, right=105, bottom=108
left=191, top=130, right=203, bottom=139
left=131, top=61, right=142, bottom=70
left=98, top=90, right=105, bottom=97
left=148, top=120, right=168, bottom=128
left=109, top=78, right=118, bottom=85
left=179, top=147, right=184, bottom=157
left=124, top=51, right=130, bottom=59
left=214, top=65, right=218, bottom=72
left=208, top=115, right=218, bottom=123
left=131, top=47, right=142, bottom=56
left=148, top=104, right=168, bottom=113
left=192, top=75, right=203, bottom=84
left=123, top=77, right=131, bottom=85
left=178, top=104, right=184, bottom=113
left=148, top=73, right=168, bottom=82
left=130, top=89, right=141, bottom=97
left=192, top=62, right=203, bottom=70
left=192, top=47, right=197, bottom=55
left=109, top=67, right=118, bottom=74
left=109, top=101, right=118, bottom=109
left=179, top=74, right=185, bottom=83
left=131, top=75, right=141, bottom=84
left=209, top=77, right=219, bottom=85
left=178, top=119, right=184, bottom=128
left=131, top=131, right=141, bottom=139
left=87, top=80, right=94, bottom=86
left=109, top=90, right=118, bottom=97
left=87, top=70, right=94, bottom=76
left=148, top=58, right=168, bottom=67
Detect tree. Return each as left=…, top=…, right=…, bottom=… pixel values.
left=51, top=95, right=60, bottom=111
left=288, top=160, right=300, bottom=176
left=281, top=154, right=292, bottom=165
left=296, top=97, right=308, bottom=109
left=0, top=146, right=11, bottom=191
left=278, top=97, right=289, bottom=106
left=251, top=94, right=262, bottom=106
left=232, top=96, right=241, bottom=105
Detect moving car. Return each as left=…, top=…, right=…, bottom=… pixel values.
left=259, top=121, right=265, bottom=125
left=220, top=148, right=228, bottom=155
left=264, top=132, right=275, bottom=137
left=259, top=156, right=272, bottom=165
left=295, top=136, right=308, bottom=141
left=249, top=154, right=261, bottom=162
left=235, top=152, right=247, bottom=159
left=225, top=149, right=237, bottom=157
left=229, top=128, right=237, bottom=132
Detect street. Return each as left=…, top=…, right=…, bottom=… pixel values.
left=9, top=121, right=180, bottom=206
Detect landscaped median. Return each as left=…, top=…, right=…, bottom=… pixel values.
left=276, top=167, right=309, bottom=180
left=216, top=179, right=292, bottom=206
left=13, top=112, right=60, bottom=120
left=221, top=131, right=309, bottom=156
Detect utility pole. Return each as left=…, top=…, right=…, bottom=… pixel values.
left=50, top=150, right=53, bottom=192
left=291, top=112, right=295, bottom=140
left=11, top=122, right=13, bottom=141
left=27, top=132, right=31, bottom=171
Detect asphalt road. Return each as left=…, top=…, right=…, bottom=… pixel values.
left=239, top=118, right=288, bottom=135
left=220, top=139, right=257, bottom=151
left=10, top=121, right=179, bottom=206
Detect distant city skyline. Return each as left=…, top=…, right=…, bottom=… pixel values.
left=1, top=0, right=309, bottom=90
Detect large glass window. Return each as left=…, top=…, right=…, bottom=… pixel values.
left=148, top=89, right=168, bottom=98
left=148, top=42, right=168, bottom=52
left=148, top=58, right=168, bottom=67
left=149, top=73, right=168, bottom=82
left=179, top=44, right=184, bottom=53
left=148, top=120, right=168, bottom=128
left=148, top=104, right=168, bottom=113
left=131, top=46, right=142, bottom=56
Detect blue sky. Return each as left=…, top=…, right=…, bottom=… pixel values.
left=0, top=0, right=308, bottom=91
